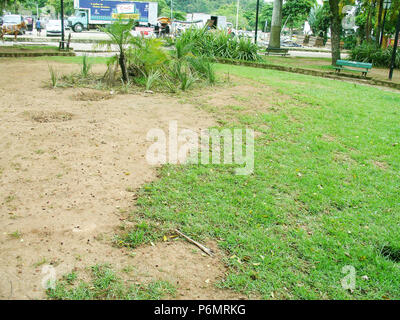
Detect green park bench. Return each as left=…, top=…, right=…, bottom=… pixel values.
left=334, top=60, right=373, bottom=77
left=265, top=47, right=289, bottom=57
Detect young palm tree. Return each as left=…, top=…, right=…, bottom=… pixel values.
left=99, top=18, right=135, bottom=83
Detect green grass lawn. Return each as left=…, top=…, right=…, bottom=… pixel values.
left=261, top=55, right=400, bottom=83
left=33, top=55, right=111, bottom=64
left=0, top=45, right=60, bottom=53
left=123, top=63, right=400, bottom=299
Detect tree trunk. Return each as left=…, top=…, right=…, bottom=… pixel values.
left=376, top=0, right=384, bottom=45
left=119, top=51, right=128, bottom=84
left=365, top=1, right=376, bottom=42
left=269, top=0, right=283, bottom=48
left=329, top=0, right=341, bottom=66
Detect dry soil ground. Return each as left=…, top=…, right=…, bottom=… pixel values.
left=0, top=58, right=245, bottom=299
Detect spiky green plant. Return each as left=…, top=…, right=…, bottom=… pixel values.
left=175, top=27, right=260, bottom=61
left=127, top=36, right=168, bottom=77
left=187, top=55, right=216, bottom=84
left=145, top=69, right=161, bottom=91
left=81, top=55, right=92, bottom=78
left=48, top=65, right=58, bottom=88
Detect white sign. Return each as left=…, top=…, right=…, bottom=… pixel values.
left=117, top=4, right=135, bottom=14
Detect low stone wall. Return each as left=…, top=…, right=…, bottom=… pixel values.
left=0, top=51, right=76, bottom=57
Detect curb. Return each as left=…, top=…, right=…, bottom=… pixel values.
left=3, top=36, right=111, bottom=44
left=0, top=51, right=76, bottom=57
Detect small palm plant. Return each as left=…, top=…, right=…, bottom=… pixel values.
left=99, top=17, right=135, bottom=83
left=81, top=55, right=92, bottom=78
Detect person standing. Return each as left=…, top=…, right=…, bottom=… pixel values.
left=36, top=18, right=42, bottom=36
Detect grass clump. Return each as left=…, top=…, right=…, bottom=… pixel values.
left=114, top=219, right=163, bottom=248
left=48, top=65, right=58, bottom=88
left=47, top=264, right=176, bottom=300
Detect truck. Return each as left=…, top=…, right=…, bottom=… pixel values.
left=68, top=0, right=158, bottom=32
left=185, top=13, right=228, bottom=30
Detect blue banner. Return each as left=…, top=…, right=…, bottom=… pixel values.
left=78, top=0, right=149, bottom=22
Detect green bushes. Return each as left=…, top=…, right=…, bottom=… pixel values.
left=126, top=36, right=216, bottom=92
left=176, top=27, right=260, bottom=61
left=350, top=42, right=400, bottom=68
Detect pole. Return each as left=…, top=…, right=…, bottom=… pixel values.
left=254, top=0, right=260, bottom=44
left=380, top=8, right=388, bottom=47
left=389, top=13, right=400, bottom=80
left=235, top=0, right=240, bottom=31
left=170, top=0, right=173, bottom=21
left=60, top=0, right=65, bottom=49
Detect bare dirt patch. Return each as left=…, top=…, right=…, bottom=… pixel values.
left=372, top=160, right=389, bottom=170
left=72, top=89, right=114, bottom=102
left=22, top=110, right=74, bottom=123
left=0, top=58, right=249, bottom=299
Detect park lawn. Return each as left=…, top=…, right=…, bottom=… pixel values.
left=262, top=55, right=400, bottom=83
left=0, top=45, right=60, bottom=53
left=32, top=55, right=111, bottom=64
left=128, top=63, right=400, bottom=299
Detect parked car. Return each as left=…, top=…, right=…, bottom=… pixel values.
left=46, top=20, right=65, bottom=36
left=2, top=14, right=26, bottom=34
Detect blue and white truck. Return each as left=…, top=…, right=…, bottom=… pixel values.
left=68, top=0, right=158, bottom=32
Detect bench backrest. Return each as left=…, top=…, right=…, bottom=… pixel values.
left=336, top=60, right=372, bottom=69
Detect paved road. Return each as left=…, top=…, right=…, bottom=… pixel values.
left=5, top=30, right=347, bottom=59
left=289, top=50, right=349, bottom=59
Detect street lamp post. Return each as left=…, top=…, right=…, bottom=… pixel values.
left=389, top=10, right=400, bottom=80
left=254, top=0, right=260, bottom=44
left=60, top=0, right=65, bottom=49
left=235, top=0, right=240, bottom=31
left=380, top=0, right=391, bottom=47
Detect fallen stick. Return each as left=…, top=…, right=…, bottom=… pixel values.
left=174, top=229, right=214, bottom=256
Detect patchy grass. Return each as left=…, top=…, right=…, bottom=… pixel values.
left=260, top=55, right=400, bottom=83
left=0, top=45, right=59, bottom=53
left=131, top=63, right=400, bottom=299
left=8, top=231, right=22, bottom=239
left=47, top=264, right=176, bottom=300
left=33, top=55, right=111, bottom=65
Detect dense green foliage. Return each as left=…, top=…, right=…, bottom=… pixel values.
left=350, top=42, right=400, bottom=68
left=283, top=0, right=315, bottom=30
left=126, top=34, right=217, bottom=91
left=308, top=3, right=331, bottom=37
left=177, top=27, right=260, bottom=61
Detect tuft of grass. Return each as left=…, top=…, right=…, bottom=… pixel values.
left=33, top=257, right=47, bottom=268
left=114, top=220, right=162, bottom=248
left=48, top=65, right=58, bottom=88
left=8, top=231, right=22, bottom=239
left=46, top=264, right=176, bottom=300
